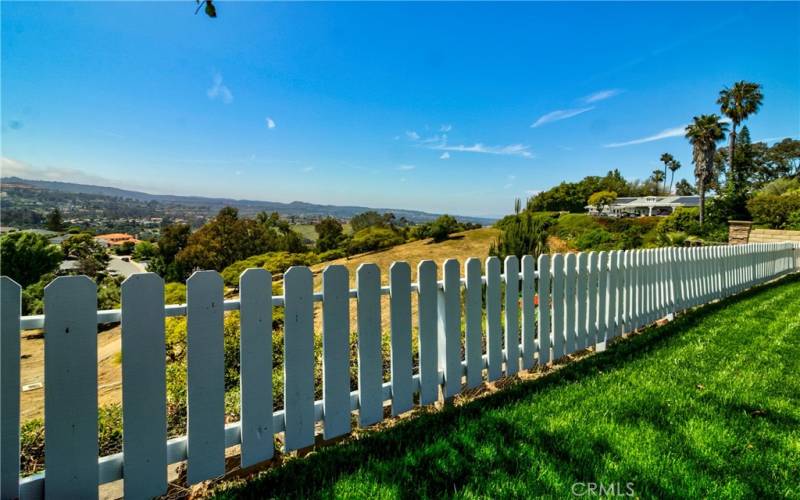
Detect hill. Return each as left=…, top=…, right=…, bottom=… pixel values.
left=0, top=177, right=495, bottom=225
left=310, top=226, right=501, bottom=286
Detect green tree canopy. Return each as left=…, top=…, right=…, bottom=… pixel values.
left=314, top=217, right=344, bottom=252
left=587, top=191, right=618, bottom=212
left=0, top=231, right=63, bottom=287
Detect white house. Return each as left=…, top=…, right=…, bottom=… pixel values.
left=586, top=195, right=705, bottom=217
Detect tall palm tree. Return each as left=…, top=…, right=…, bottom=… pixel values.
left=685, top=114, right=728, bottom=225
left=668, top=159, right=682, bottom=194
left=717, top=81, right=763, bottom=176
left=651, top=169, right=666, bottom=193
left=659, top=153, right=674, bottom=194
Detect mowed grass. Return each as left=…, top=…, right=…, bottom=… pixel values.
left=213, top=275, right=800, bottom=499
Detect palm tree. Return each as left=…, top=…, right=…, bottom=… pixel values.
left=717, top=81, right=763, bottom=176
left=668, top=159, right=682, bottom=193
left=685, top=114, right=728, bottom=225
left=659, top=153, right=674, bottom=193
left=651, top=169, right=666, bottom=193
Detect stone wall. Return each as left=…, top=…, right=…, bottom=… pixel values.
left=728, top=221, right=752, bottom=245
left=750, top=228, right=800, bottom=244
left=728, top=220, right=800, bottom=244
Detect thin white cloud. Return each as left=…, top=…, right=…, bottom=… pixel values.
left=432, top=143, right=534, bottom=159
left=440, top=124, right=452, bottom=132
left=398, top=164, right=416, bottom=171
left=531, top=107, right=594, bottom=128
left=581, top=89, right=623, bottom=104
left=207, top=72, right=233, bottom=104
left=604, top=117, right=732, bottom=148
left=406, top=131, right=533, bottom=159
left=301, top=166, right=314, bottom=172
left=526, top=189, right=541, bottom=196
left=604, top=125, right=687, bottom=148
left=266, top=117, right=276, bottom=129
left=440, top=152, right=450, bottom=160
left=503, top=183, right=513, bottom=189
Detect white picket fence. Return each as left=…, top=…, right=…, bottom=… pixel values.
left=1, top=242, right=798, bottom=499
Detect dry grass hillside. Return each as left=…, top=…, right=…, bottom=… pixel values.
left=307, top=226, right=499, bottom=335
left=309, top=226, right=500, bottom=286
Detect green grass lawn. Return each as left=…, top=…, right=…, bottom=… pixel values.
left=213, top=275, right=800, bottom=499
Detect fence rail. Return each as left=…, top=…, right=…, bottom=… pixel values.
left=2, top=242, right=799, bottom=499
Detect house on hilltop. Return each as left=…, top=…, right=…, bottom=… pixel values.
left=94, top=232, right=139, bottom=248
left=586, top=195, right=705, bottom=217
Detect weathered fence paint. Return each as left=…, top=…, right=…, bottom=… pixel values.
left=1, top=243, right=798, bottom=499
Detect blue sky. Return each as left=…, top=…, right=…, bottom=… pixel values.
left=2, top=2, right=799, bottom=217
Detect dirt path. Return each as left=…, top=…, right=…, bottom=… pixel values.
left=20, top=326, right=123, bottom=422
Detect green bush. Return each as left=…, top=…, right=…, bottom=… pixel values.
left=490, top=212, right=551, bottom=261
left=347, top=227, right=404, bottom=255
left=20, top=405, right=123, bottom=477
left=318, top=248, right=346, bottom=262
left=747, top=192, right=800, bottom=229
left=575, top=228, right=616, bottom=251
left=221, top=251, right=319, bottom=287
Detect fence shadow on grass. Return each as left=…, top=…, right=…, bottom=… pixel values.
left=210, top=274, right=800, bottom=499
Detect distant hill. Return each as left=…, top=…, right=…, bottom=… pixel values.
left=0, top=177, right=495, bottom=225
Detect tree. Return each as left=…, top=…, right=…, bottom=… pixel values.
left=675, top=179, right=697, bottom=196
left=650, top=170, right=666, bottom=192
left=195, top=0, right=216, bottom=17
left=718, top=81, right=763, bottom=184
left=132, top=241, right=159, bottom=261
left=489, top=212, right=550, bottom=262
left=587, top=190, right=618, bottom=214
left=668, top=159, right=682, bottom=193
left=429, top=215, right=459, bottom=242
left=659, top=153, right=675, bottom=194
left=62, top=233, right=110, bottom=278
left=175, top=207, right=274, bottom=272
left=315, top=217, right=344, bottom=252
left=0, top=232, right=63, bottom=287
left=685, top=114, right=728, bottom=225
left=45, top=208, right=65, bottom=232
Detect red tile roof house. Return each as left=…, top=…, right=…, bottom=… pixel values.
left=94, top=233, right=140, bottom=248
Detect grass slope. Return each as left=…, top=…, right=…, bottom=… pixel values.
left=213, top=275, right=800, bottom=499
left=310, top=227, right=500, bottom=286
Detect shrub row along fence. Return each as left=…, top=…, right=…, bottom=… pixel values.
left=2, top=242, right=799, bottom=499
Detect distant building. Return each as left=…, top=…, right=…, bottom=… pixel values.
left=586, top=195, right=705, bottom=217
left=95, top=233, right=139, bottom=247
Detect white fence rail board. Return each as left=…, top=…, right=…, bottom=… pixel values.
left=283, top=266, right=315, bottom=451
left=503, top=256, right=520, bottom=375
left=1, top=278, right=21, bottom=500
left=44, top=276, right=99, bottom=499
left=485, top=257, right=502, bottom=380
left=322, top=265, right=351, bottom=439
left=186, top=271, right=225, bottom=484
left=357, top=264, right=383, bottom=426
left=417, top=261, right=439, bottom=405
left=121, top=273, right=168, bottom=498
left=2, top=243, right=798, bottom=498
left=389, top=262, right=413, bottom=416
left=239, top=269, right=274, bottom=467
left=465, top=258, right=484, bottom=387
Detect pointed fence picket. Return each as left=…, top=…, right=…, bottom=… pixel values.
left=1, top=242, right=798, bottom=499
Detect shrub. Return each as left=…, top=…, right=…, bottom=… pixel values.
left=0, top=231, right=63, bottom=287
left=347, top=227, right=404, bottom=255
left=164, top=282, right=186, bottom=304
left=429, top=215, right=459, bottom=242
left=20, top=405, right=123, bottom=477
left=221, top=251, right=318, bottom=287
left=132, top=241, right=159, bottom=260
left=489, top=212, right=551, bottom=261
left=318, top=248, right=346, bottom=262
left=747, top=192, right=800, bottom=229
left=575, top=228, right=616, bottom=251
